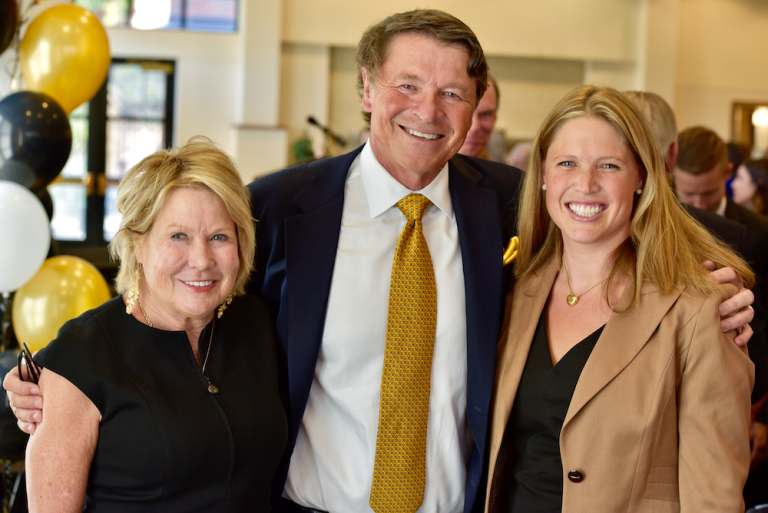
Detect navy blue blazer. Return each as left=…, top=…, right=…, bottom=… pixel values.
left=247, top=146, right=522, bottom=512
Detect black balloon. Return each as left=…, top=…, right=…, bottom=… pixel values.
left=0, top=92, right=72, bottom=193
left=0, top=0, right=16, bottom=56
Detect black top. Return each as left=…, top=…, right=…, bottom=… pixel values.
left=492, top=311, right=604, bottom=513
left=34, top=295, right=288, bottom=513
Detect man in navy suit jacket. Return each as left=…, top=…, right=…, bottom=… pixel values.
left=250, top=148, right=519, bottom=513
left=248, top=11, right=519, bottom=512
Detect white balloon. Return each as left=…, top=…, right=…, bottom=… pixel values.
left=0, top=182, right=51, bottom=293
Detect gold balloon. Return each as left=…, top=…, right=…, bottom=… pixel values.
left=20, top=5, right=110, bottom=114
left=13, top=256, right=112, bottom=352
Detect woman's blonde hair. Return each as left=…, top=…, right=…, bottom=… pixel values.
left=516, top=85, right=753, bottom=307
left=109, top=136, right=255, bottom=297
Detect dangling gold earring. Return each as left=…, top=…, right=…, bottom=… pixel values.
left=217, top=294, right=234, bottom=319
left=126, top=266, right=141, bottom=315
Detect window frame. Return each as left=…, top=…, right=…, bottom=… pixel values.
left=55, top=58, right=175, bottom=268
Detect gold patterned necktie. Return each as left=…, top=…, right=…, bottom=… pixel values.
left=370, top=193, right=437, bottom=513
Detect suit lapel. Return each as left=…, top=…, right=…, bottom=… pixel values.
left=283, top=148, right=362, bottom=439
left=449, top=157, right=508, bottom=454
left=562, top=283, right=682, bottom=429
left=494, top=258, right=559, bottom=439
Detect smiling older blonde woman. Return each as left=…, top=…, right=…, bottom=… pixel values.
left=24, top=137, right=287, bottom=512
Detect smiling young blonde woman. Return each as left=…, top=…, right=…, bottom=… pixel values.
left=485, top=86, right=755, bottom=512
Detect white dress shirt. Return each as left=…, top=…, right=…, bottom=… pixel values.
left=283, top=142, right=470, bottom=512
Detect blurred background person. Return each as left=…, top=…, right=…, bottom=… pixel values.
left=674, top=127, right=768, bottom=281
left=459, top=75, right=499, bottom=160
left=728, top=142, right=751, bottom=175
left=727, top=142, right=751, bottom=198
left=732, top=158, right=768, bottom=215
left=458, top=76, right=532, bottom=172
left=506, top=141, right=532, bottom=172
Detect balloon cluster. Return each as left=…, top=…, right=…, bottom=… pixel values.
left=0, top=2, right=113, bottom=351
left=1, top=3, right=111, bottom=194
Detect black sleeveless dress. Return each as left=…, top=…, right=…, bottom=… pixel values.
left=491, top=310, right=604, bottom=512
left=34, top=294, right=288, bottom=513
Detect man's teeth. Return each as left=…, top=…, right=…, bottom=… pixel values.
left=405, top=127, right=441, bottom=140
left=569, top=204, right=604, bottom=218
left=185, top=281, right=213, bottom=287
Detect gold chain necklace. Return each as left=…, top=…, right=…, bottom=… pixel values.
left=561, top=254, right=609, bottom=306
left=137, top=298, right=219, bottom=394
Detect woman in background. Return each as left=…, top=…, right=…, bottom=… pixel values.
left=485, top=86, right=754, bottom=512
left=732, top=158, right=768, bottom=215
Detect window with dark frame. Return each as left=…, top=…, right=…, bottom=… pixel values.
left=48, top=59, right=175, bottom=259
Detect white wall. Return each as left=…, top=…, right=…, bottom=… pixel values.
left=280, top=43, right=332, bottom=164
left=107, top=29, right=240, bottom=156
left=675, top=0, right=768, bottom=139
left=328, top=46, right=364, bottom=150
left=282, top=0, right=641, bottom=62
left=488, top=56, right=584, bottom=140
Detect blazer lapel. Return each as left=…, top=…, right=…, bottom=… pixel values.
left=449, top=157, right=508, bottom=453
left=283, top=148, right=362, bottom=439
left=492, top=257, right=559, bottom=449
left=562, top=283, right=682, bottom=429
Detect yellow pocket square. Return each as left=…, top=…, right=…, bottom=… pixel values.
left=502, top=236, right=518, bottom=266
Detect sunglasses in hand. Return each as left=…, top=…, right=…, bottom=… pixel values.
left=17, top=343, right=41, bottom=385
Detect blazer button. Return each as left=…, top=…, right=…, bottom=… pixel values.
left=567, top=470, right=584, bottom=483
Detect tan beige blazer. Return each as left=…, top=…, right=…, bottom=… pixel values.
left=485, top=257, right=754, bottom=513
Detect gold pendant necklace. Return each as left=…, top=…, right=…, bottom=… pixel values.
left=201, top=318, right=218, bottom=394
left=137, top=298, right=218, bottom=394
left=562, top=254, right=609, bottom=306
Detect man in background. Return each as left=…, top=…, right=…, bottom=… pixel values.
left=248, top=11, right=519, bottom=513
left=674, top=127, right=768, bottom=284
left=458, top=76, right=532, bottom=170
left=458, top=75, right=498, bottom=159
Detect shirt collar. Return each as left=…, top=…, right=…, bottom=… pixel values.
left=715, top=194, right=727, bottom=217
left=360, top=141, right=453, bottom=220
